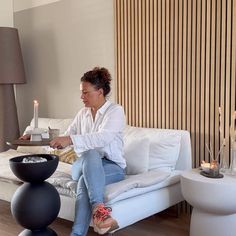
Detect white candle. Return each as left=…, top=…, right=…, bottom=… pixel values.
left=33, top=100, right=39, bottom=128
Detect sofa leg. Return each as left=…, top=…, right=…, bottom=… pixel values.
left=177, top=203, right=181, bottom=217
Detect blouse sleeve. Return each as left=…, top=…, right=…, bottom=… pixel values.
left=64, top=110, right=82, bottom=135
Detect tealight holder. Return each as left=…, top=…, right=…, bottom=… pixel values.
left=209, top=160, right=220, bottom=177
left=200, top=143, right=224, bottom=178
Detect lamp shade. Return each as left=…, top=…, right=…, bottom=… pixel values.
left=0, top=27, right=26, bottom=84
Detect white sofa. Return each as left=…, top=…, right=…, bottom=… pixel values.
left=0, top=118, right=192, bottom=232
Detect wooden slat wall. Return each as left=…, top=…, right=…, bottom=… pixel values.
left=115, top=0, right=236, bottom=167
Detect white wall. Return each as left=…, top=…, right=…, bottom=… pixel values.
left=0, top=0, right=13, bottom=26
left=14, top=0, right=115, bottom=133
left=14, top=0, right=61, bottom=12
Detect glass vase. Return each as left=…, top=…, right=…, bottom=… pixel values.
left=229, top=141, right=236, bottom=175
left=219, top=144, right=228, bottom=173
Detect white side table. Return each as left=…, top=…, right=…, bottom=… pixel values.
left=181, top=169, right=236, bottom=236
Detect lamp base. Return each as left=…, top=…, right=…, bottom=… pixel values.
left=0, top=84, right=20, bottom=151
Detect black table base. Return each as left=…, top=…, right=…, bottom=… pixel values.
left=19, top=227, right=57, bottom=236
left=9, top=154, right=61, bottom=236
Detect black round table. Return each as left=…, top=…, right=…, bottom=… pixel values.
left=9, top=154, right=61, bottom=236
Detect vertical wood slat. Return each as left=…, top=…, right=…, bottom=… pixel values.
left=127, top=0, right=131, bottom=125
left=195, top=0, right=201, bottom=168
left=115, top=0, right=236, bottom=168
left=181, top=0, right=186, bottom=130
left=161, top=0, right=166, bottom=128
left=225, top=0, right=232, bottom=160
left=191, top=0, right=196, bottom=167
left=200, top=0, right=206, bottom=161
left=169, top=0, right=174, bottom=129
left=138, top=0, right=142, bottom=127
left=153, top=0, right=158, bottom=128
left=166, top=0, right=170, bottom=129
left=205, top=0, right=211, bottom=162
left=220, top=0, right=226, bottom=152
left=176, top=0, right=183, bottom=129
left=134, top=0, right=138, bottom=127
left=232, top=0, right=236, bottom=117
left=214, top=0, right=221, bottom=159
left=174, top=0, right=179, bottom=129
left=157, top=0, right=162, bottom=128
left=210, top=0, right=216, bottom=157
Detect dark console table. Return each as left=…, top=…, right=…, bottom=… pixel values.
left=7, top=139, right=51, bottom=147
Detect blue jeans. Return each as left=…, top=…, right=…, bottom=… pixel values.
left=70, top=149, right=125, bottom=236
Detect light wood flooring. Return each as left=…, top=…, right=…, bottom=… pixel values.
left=0, top=200, right=190, bottom=236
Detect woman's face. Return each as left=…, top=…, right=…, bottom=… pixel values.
left=80, top=82, right=104, bottom=108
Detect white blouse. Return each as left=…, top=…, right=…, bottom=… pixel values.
left=65, top=101, right=126, bottom=168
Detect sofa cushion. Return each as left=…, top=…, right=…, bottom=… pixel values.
left=148, top=133, right=181, bottom=170
left=104, top=170, right=171, bottom=202
left=124, top=126, right=181, bottom=171
left=123, top=137, right=150, bottom=175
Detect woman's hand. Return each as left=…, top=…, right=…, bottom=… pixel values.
left=19, top=134, right=31, bottom=140
left=50, top=136, right=72, bottom=149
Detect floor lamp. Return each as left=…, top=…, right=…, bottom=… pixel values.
left=0, top=27, right=26, bottom=152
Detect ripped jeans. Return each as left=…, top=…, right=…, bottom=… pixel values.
left=70, top=149, right=125, bottom=236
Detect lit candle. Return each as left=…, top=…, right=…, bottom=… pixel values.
left=33, top=100, right=39, bottom=128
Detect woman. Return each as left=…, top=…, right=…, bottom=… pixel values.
left=50, top=67, right=126, bottom=236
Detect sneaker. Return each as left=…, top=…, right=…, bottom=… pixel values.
left=92, top=204, right=119, bottom=234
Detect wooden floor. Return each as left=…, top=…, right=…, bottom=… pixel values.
left=0, top=200, right=190, bottom=236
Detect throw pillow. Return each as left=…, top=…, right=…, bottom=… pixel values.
left=124, top=137, right=150, bottom=175
left=148, top=133, right=181, bottom=170
left=50, top=147, right=77, bottom=164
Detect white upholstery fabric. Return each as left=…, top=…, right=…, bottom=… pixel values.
left=104, top=170, right=170, bottom=201
left=124, top=126, right=183, bottom=171
left=148, top=133, right=181, bottom=170
left=123, top=137, right=150, bottom=174
left=110, top=182, right=183, bottom=230
left=30, top=118, right=73, bottom=135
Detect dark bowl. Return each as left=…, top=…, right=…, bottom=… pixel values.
left=9, top=154, right=59, bottom=183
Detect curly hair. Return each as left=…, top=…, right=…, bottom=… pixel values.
left=81, top=67, right=111, bottom=97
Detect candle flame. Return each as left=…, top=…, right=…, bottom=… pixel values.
left=33, top=100, right=39, bottom=105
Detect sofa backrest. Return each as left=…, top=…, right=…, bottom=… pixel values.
left=30, top=118, right=73, bottom=135
left=124, top=126, right=192, bottom=171
left=174, top=130, right=192, bottom=170
left=28, top=118, right=192, bottom=171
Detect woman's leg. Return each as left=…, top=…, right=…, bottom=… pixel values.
left=71, top=176, right=91, bottom=236
left=71, top=157, right=83, bottom=181
left=81, top=149, right=106, bottom=206
left=102, top=158, right=125, bottom=185
left=92, top=158, right=125, bottom=234
left=71, top=149, right=105, bottom=236
left=71, top=149, right=125, bottom=235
